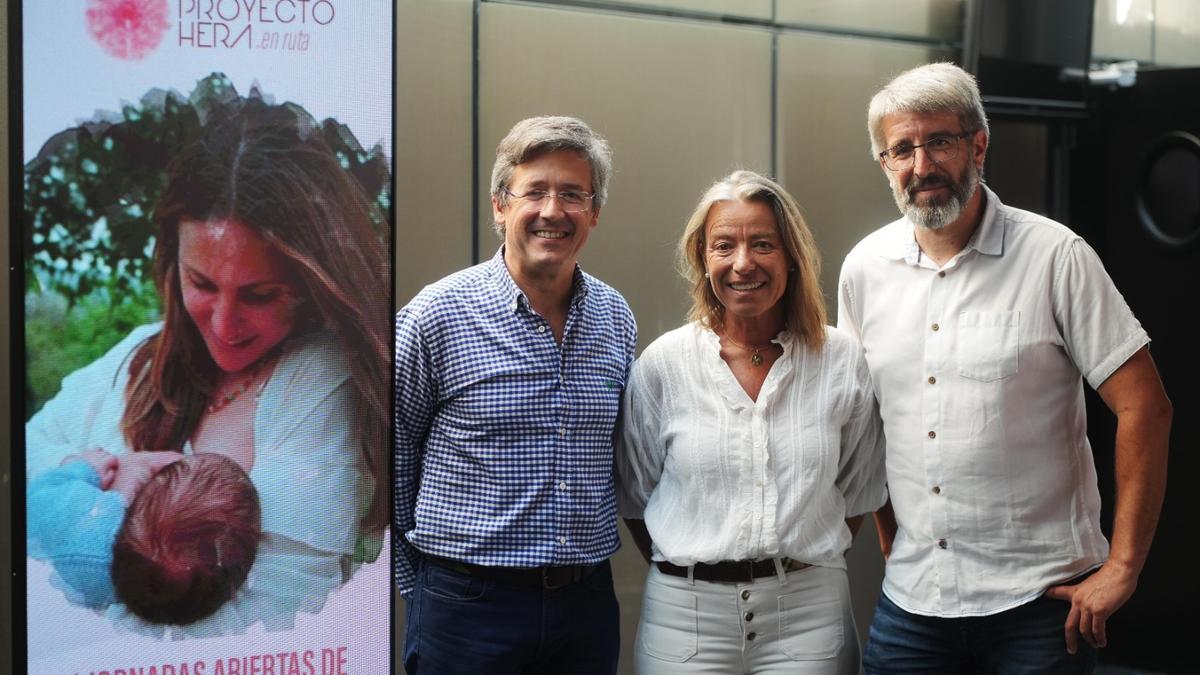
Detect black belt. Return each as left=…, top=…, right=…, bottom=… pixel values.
left=424, top=555, right=602, bottom=590
left=656, top=558, right=810, bottom=583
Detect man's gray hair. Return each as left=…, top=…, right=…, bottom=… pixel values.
left=867, top=62, right=990, bottom=157
left=490, top=116, right=613, bottom=235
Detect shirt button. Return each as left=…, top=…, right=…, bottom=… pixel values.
left=744, top=611, right=754, bottom=622
left=559, top=536, right=567, bottom=544
left=559, top=428, right=567, bottom=436
left=928, top=430, right=937, bottom=439
left=928, top=376, right=937, bottom=385
left=937, top=538, right=948, bottom=549
left=932, top=486, right=941, bottom=494
left=931, top=323, right=940, bottom=332
left=538, top=325, right=546, bottom=333
left=938, top=271, right=946, bottom=278
left=741, top=590, right=751, bottom=600
left=746, top=632, right=757, bottom=641
left=558, top=481, right=567, bottom=491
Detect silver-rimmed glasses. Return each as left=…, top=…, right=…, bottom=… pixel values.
left=501, top=187, right=595, bottom=213
left=879, top=130, right=977, bottom=171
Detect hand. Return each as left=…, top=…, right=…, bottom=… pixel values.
left=62, top=448, right=119, bottom=490
left=111, top=451, right=185, bottom=504
left=1044, top=563, right=1138, bottom=654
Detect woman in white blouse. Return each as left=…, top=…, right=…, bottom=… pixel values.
left=617, top=170, right=886, bottom=674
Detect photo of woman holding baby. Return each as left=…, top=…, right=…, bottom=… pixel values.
left=25, top=94, right=391, bottom=637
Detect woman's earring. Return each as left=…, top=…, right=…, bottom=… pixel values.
left=704, top=272, right=710, bottom=278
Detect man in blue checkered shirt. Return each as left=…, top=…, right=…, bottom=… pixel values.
left=395, top=116, right=637, bottom=674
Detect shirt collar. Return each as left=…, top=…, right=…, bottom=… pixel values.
left=487, top=246, right=589, bottom=313
left=879, top=183, right=1006, bottom=264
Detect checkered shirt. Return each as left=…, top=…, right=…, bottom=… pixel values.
left=393, top=248, right=637, bottom=597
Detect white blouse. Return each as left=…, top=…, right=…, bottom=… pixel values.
left=616, top=323, right=887, bottom=569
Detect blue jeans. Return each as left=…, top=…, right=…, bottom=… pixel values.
left=863, top=592, right=1096, bottom=674
left=403, top=559, right=620, bottom=675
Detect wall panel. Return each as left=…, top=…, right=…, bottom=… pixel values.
left=593, top=0, right=772, bottom=21
left=777, top=0, right=962, bottom=42
left=396, top=0, right=476, bottom=304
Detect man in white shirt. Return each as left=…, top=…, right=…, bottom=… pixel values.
left=838, top=62, right=1172, bottom=673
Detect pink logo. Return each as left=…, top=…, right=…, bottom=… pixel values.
left=86, top=0, right=169, bottom=60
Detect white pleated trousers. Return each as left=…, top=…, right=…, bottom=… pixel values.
left=634, top=564, right=862, bottom=675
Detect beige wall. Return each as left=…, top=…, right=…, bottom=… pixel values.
left=777, top=0, right=962, bottom=42
left=395, top=0, right=475, bottom=304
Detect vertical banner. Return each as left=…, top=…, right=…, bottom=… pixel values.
left=20, top=2, right=392, bottom=673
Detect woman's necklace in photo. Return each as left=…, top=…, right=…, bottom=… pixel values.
left=721, top=333, right=773, bottom=367
left=208, top=361, right=269, bottom=414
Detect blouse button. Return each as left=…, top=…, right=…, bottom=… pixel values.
left=938, top=271, right=946, bottom=278
left=746, top=632, right=757, bottom=641
left=928, top=430, right=937, bottom=439
left=931, top=323, right=940, bottom=332
left=741, top=590, right=751, bottom=600
left=937, top=538, right=948, bottom=549
left=928, top=376, right=937, bottom=385
left=932, top=486, right=941, bottom=494
left=744, top=611, right=754, bottom=622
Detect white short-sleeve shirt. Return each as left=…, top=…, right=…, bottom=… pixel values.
left=837, top=185, right=1149, bottom=617
left=616, top=323, right=887, bottom=570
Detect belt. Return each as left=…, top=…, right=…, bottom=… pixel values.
left=655, top=558, right=810, bottom=583
left=424, top=555, right=602, bottom=590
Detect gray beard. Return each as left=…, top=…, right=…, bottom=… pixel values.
left=892, top=165, right=979, bottom=231
left=906, top=199, right=962, bottom=231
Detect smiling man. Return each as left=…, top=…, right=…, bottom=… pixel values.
left=394, top=116, right=636, bottom=674
left=838, top=63, right=1172, bottom=673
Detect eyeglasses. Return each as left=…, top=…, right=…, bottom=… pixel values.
left=501, top=187, right=595, bottom=213
left=879, top=130, right=977, bottom=171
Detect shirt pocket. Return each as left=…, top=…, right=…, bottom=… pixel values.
left=955, top=310, right=1020, bottom=382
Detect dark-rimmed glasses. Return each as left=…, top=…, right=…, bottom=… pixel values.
left=879, top=130, right=977, bottom=171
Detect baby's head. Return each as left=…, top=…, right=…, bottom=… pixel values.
left=111, top=453, right=261, bottom=624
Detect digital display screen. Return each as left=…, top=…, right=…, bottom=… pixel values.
left=17, top=1, right=393, bottom=671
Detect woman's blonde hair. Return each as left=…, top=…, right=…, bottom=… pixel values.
left=678, top=170, right=826, bottom=349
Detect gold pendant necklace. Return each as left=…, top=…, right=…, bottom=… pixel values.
left=721, top=333, right=772, bottom=367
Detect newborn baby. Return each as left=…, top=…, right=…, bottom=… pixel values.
left=27, top=449, right=261, bottom=624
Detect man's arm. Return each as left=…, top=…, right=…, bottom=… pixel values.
left=1045, top=346, right=1171, bottom=654
left=873, top=499, right=898, bottom=561
left=393, top=305, right=437, bottom=598
left=623, top=518, right=654, bottom=565
left=845, top=515, right=865, bottom=540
